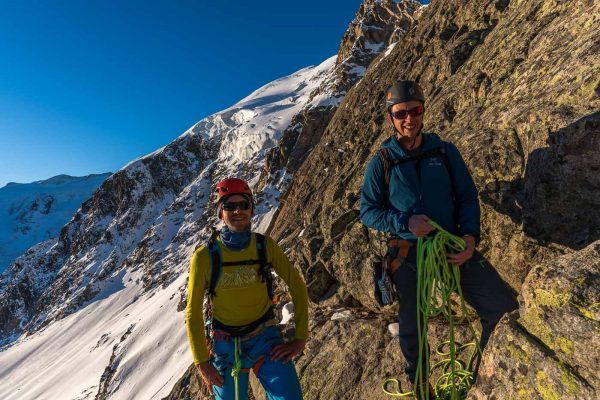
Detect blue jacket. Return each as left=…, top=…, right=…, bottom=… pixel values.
left=360, top=133, right=480, bottom=242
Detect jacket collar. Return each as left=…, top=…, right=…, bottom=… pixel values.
left=381, top=132, right=442, bottom=159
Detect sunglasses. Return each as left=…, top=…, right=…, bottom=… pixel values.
left=221, top=200, right=252, bottom=212
left=390, top=105, right=424, bottom=120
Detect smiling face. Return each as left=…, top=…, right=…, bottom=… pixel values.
left=220, top=194, right=252, bottom=232
left=388, top=100, right=424, bottom=140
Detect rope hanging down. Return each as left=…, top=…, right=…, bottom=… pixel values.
left=383, top=221, right=480, bottom=399
left=232, top=337, right=242, bottom=400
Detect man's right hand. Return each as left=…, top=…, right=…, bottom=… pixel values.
left=408, top=214, right=435, bottom=237
left=196, top=361, right=224, bottom=388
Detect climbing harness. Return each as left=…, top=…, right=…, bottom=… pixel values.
left=382, top=220, right=481, bottom=399
left=374, top=238, right=413, bottom=306
left=212, top=324, right=272, bottom=400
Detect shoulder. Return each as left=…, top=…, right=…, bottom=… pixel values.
left=439, top=140, right=462, bottom=161
left=366, top=147, right=388, bottom=174
left=194, top=241, right=211, bottom=256
left=192, top=242, right=213, bottom=266
left=261, top=234, right=279, bottom=249
left=260, top=234, right=286, bottom=255
left=367, top=152, right=384, bottom=168
left=190, top=243, right=212, bottom=277
left=423, top=132, right=443, bottom=147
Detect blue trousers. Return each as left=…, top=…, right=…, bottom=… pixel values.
left=211, top=326, right=303, bottom=400
left=392, top=249, right=518, bottom=381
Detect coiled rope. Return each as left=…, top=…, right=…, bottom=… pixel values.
left=383, top=220, right=480, bottom=399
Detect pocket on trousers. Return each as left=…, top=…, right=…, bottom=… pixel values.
left=211, top=339, right=235, bottom=371
left=464, top=250, right=484, bottom=270
left=245, top=326, right=282, bottom=364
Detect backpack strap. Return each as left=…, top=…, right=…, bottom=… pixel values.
left=437, top=143, right=456, bottom=200
left=255, top=233, right=275, bottom=303
left=207, top=228, right=222, bottom=298
left=378, top=148, right=392, bottom=207
left=388, top=146, right=446, bottom=166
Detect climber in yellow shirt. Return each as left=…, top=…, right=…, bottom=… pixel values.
left=186, top=178, right=309, bottom=400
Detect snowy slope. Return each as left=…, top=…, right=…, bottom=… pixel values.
left=0, top=174, right=110, bottom=273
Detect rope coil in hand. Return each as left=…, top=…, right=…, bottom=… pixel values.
left=383, top=220, right=480, bottom=399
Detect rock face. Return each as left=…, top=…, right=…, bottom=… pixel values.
left=470, top=241, right=600, bottom=399
left=334, top=0, right=422, bottom=95
left=272, top=0, right=600, bottom=308
left=269, top=0, right=600, bottom=398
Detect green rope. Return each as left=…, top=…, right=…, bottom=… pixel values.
left=383, top=220, right=481, bottom=399
left=231, top=337, right=242, bottom=400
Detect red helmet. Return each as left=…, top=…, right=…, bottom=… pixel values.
left=215, top=178, right=253, bottom=202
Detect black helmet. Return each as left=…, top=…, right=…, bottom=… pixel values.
left=385, top=80, right=425, bottom=110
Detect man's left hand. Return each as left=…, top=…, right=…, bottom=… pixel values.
left=447, top=235, right=476, bottom=266
left=270, top=339, right=306, bottom=364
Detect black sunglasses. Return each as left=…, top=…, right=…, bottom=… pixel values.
left=390, top=105, right=424, bottom=120
left=221, top=200, right=252, bottom=211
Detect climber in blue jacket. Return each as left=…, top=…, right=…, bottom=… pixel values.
left=360, top=80, right=518, bottom=390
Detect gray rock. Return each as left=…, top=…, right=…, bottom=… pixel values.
left=388, top=322, right=399, bottom=337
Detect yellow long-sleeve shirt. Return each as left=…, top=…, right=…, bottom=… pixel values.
left=185, top=233, right=309, bottom=364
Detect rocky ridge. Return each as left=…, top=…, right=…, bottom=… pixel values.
left=259, top=0, right=423, bottom=201
left=270, top=0, right=600, bottom=398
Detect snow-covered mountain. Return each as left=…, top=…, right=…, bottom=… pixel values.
left=0, top=1, right=422, bottom=399
left=0, top=174, right=111, bottom=273
left=0, top=58, right=341, bottom=400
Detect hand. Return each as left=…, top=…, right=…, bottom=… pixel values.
left=196, top=361, right=224, bottom=388
left=270, top=339, right=306, bottom=364
left=408, top=215, right=435, bottom=237
left=447, top=235, right=476, bottom=266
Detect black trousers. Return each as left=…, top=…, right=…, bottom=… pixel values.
left=392, top=249, right=518, bottom=381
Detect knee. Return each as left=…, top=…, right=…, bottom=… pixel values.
left=485, top=294, right=518, bottom=324
left=482, top=307, right=515, bottom=330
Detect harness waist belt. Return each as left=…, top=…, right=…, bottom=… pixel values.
left=212, top=307, right=276, bottom=337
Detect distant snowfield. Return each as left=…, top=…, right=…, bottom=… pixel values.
left=0, top=174, right=110, bottom=273
left=0, top=56, right=340, bottom=400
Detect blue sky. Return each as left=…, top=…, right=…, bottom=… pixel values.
left=1, top=0, right=381, bottom=188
